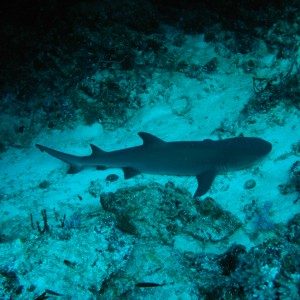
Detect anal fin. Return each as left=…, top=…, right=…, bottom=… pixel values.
left=195, top=169, right=217, bottom=197
left=67, top=165, right=83, bottom=174
left=122, top=167, right=141, bottom=179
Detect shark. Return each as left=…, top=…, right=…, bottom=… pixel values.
left=35, top=132, right=272, bottom=197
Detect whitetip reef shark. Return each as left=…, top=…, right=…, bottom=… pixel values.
left=36, top=132, right=272, bottom=197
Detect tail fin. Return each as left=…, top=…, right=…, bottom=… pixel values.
left=36, top=144, right=83, bottom=174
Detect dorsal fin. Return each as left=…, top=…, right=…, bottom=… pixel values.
left=138, top=132, right=165, bottom=146
left=90, top=144, right=106, bottom=157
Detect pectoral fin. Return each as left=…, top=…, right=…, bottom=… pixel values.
left=195, top=169, right=217, bottom=197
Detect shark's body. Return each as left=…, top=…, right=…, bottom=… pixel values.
left=36, top=132, right=272, bottom=197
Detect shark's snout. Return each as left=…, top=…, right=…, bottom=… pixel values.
left=256, top=138, right=272, bottom=156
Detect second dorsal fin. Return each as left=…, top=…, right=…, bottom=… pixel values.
left=138, top=132, right=165, bottom=146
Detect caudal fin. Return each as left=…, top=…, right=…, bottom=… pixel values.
left=36, top=144, right=83, bottom=174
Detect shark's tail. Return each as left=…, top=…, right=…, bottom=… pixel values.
left=36, top=144, right=84, bottom=174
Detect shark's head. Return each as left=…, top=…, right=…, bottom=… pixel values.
left=219, top=137, right=272, bottom=171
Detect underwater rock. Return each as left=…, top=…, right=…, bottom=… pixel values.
left=88, top=180, right=103, bottom=198
left=100, top=182, right=193, bottom=240
left=232, top=240, right=300, bottom=300
left=190, top=197, right=242, bottom=242
left=106, top=174, right=119, bottom=183
left=94, top=243, right=196, bottom=299
left=100, top=182, right=241, bottom=243
left=244, top=179, right=256, bottom=189
left=0, top=268, right=23, bottom=297
left=38, top=180, right=51, bottom=189
left=217, top=244, right=246, bottom=276
left=286, top=213, right=300, bottom=245
left=279, top=161, right=300, bottom=195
